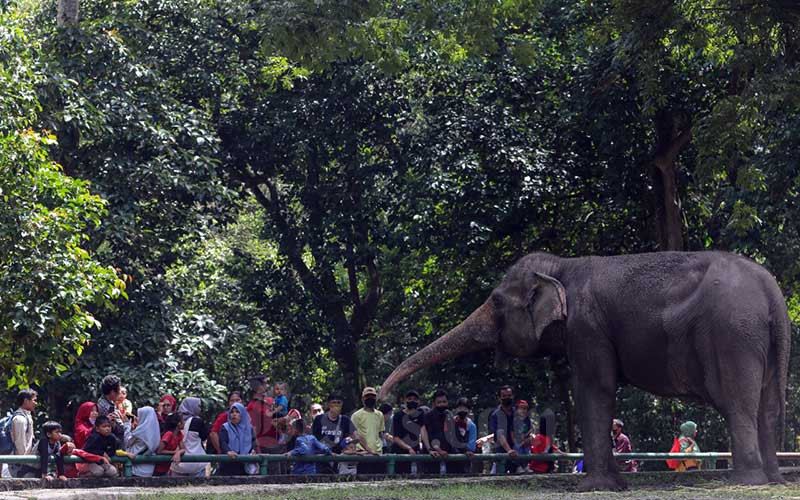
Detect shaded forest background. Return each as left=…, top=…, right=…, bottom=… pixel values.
left=1, top=0, right=799, bottom=465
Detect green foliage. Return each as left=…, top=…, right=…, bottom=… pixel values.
left=0, top=15, right=124, bottom=389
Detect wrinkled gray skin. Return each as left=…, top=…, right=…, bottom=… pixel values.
left=379, top=252, right=790, bottom=491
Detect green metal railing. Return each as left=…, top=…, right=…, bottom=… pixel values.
left=2, top=452, right=800, bottom=478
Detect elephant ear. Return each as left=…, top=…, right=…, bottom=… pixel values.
left=527, top=272, right=568, bottom=341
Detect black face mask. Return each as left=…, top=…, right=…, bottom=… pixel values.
left=406, top=401, right=419, bottom=410
left=457, top=411, right=468, bottom=419
left=436, top=406, right=448, bottom=414
left=364, top=398, right=377, bottom=409
left=501, top=398, right=514, bottom=407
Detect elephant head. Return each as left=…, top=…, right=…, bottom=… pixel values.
left=379, top=267, right=567, bottom=400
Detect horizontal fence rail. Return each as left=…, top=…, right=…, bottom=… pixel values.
left=2, top=452, right=800, bottom=477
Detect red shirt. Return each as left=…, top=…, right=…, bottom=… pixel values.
left=528, top=434, right=559, bottom=473
left=210, top=411, right=227, bottom=433
left=155, top=430, right=183, bottom=476
left=247, top=397, right=278, bottom=449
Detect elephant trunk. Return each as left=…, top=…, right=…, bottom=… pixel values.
left=379, top=301, right=497, bottom=400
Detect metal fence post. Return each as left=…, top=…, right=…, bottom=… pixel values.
left=259, top=455, right=268, bottom=475
left=386, top=455, right=396, bottom=475
left=123, top=458, right=133, bottom=477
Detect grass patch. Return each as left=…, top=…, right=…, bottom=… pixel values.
left=139, top=480, right=800, bottom=500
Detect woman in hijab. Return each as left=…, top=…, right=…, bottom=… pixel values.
left=157, top=395, right=177, bottom=432
left=125, top=406, right=161, bottom=477
left=676, top=421, right=702, bottom=471
left=170, top=397, right=209, bottom=476
left=217, top=402, right=257, bottom=475
left=73, top=402, right=98, bottom=449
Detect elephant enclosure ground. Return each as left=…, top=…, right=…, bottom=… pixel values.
left=6, top=472, right=800, bottom=500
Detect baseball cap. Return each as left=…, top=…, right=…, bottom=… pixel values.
left=516, top=399, right=529, bottom=408
left=362, top=387, right=377, bottom=397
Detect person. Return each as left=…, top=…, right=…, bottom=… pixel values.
left=9, top=389, right=38, bottom=478
left=488, top=385, right=518, bottom=473
left=82, top=415, right=125, bottom=477
left=273, top=382, right=289, bottom=418
left=217, top=402, right=257, bottom=476
left=451, top=397, right=477, bottom=474
left=674, top=421, right=702, bottom=471
left=97, top=375, right=127, bottom=440
left=611, top=419, right=638, bottom=472
left=390, top=390, right=425, bottom=474
left=529, top=412, right=563, bottom=474
left=514, top=400, right=533, bottom=464
left=286, top=419, right=331, bottom=474
left=421, top=389, right=457, bottom=474
left=157, top=395, right=177, bottom=432
left=351, top=386, right=384, bottom=474
left=338, top=437, right=367, bottom=475
left=247, top=375, right=279, bottom=457
left=38, top=422, right=66, bottom=481
left=73, top=402, right=98, bottom=450
left=209, top=390, right=243, bottom=454
left=155, top=412, right=184, bottom=476
left=170, top=397, right=209, bottom=477
left=124, top=406, right=161, bottom=477
left=379, top=403, right=394, bottom=453
left=116, top=386, right=133, bottom=419
left=311, top=393, right=359, bottom=474
left=309, top=403, right=324, bottom=421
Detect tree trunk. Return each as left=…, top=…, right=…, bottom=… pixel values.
left=57, top=0, right=79, bottom=27
left=651, top=110, right=691, bottom=251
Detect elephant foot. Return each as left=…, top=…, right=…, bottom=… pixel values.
left=576, top=473, right=628, bottom=492
left=731, top=469, right=769, bottom=486
left=766, top=471, right=785, bottom=484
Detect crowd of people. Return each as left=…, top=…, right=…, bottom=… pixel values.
left=1, top=376, right=705, bottom=481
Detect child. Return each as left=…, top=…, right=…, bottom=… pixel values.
left=116, top=386, right=133, bottom=420
left=286, top=418, right=330, bottom=474
left=273, top=382, right=289, bottom=418
left=514, top=400, right=533, bottom=472
left=337, top=437, right=367, bottom=475
left=82, top=415, right=130, bottom=477
left=155, top=413, right=184, bottom=476
left=38, top=422, right=66, bottom=481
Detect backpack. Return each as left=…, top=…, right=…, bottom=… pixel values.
left=0, top=410, right=22, bottom=455
left=665, top=437, right=681, bottom=469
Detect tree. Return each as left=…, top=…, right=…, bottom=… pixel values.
left=0, top=12, right=123, bottom=389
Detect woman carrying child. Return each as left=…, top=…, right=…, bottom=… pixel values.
left=124, top=406, right=161, bottom=477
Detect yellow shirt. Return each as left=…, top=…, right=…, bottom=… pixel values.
left=351, top=408, right=384, bottom=454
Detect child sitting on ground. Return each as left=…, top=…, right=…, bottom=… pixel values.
left=38, top=422, right=67, bottom=481
left=82, top=415, right=133, bottom=477
left=337, top=437, right=368, bottom=475
left=286, top=418, right=331, bottom=474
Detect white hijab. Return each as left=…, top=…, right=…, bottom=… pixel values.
left=131, top=406, right=161, bottom=452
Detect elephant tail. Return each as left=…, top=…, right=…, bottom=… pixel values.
left=771, top=294, right=791, bottom=450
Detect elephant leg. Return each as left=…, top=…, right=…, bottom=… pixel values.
left=571, top=342, right=625, bottom=492
left=758, top=371, right=784, bottom=483
left=705, top=355, right=767, bottom=485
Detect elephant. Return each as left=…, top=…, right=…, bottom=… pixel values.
left=378, top=251, right=790, bottom=491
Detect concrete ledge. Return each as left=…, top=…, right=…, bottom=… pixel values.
left=1, top=468, right=798, bottom=496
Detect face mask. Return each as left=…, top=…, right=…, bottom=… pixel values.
left=364, top=398, right=377, bottom=409
left=501, top=398, right=513, bottom=407
left=406, top=401, right=419, bottom=410
left=436, top=406, right=448, bottom=414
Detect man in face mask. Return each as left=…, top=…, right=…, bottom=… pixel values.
left=451, top=397, right=477, bottom=474
left=351, top=386, right=385, bottom=474
left=422, top=390, right=460, bottom=474
left=489, top=385, right=517, bottom=473
left=311, top=393, right=362, bottom=474
left=390, top=390, right=425, bottom=474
